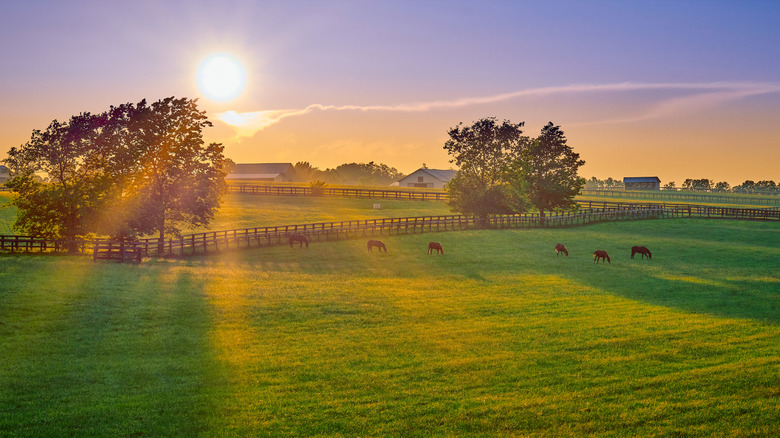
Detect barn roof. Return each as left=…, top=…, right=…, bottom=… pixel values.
left=230, top=163, right=294, bottom=175
left=623, top=176, right=661, bottom=183
left=400, top=168, right=457, bottom=183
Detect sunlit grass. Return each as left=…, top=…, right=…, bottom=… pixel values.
left=195, top=193, right=452, bottom=232
left=577, top=191, right=780, bottom=209
left=0, top=192, right=15, bottom=234
left=1, top=219, right=778, bottom=436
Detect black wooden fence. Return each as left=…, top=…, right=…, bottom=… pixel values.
left=228, top=184, right=449, bottom=201
left=3, top=202, right=778, bottom=259
left=580, top=189, right=780, bottom=206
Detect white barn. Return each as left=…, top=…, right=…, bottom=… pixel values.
left=397, top=168, right=457, bottom=189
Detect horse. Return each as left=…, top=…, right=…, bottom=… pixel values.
left=631, top=246, right=652, bottom=259
left=289, top=233, right=309, bottom=248
left=555, top=243, right=568, bottom=257
left=427, top=242, right=444, bottom=255
left=593, top=250, right=611, bottom=264
left=367, top=240, right=387, bottom=252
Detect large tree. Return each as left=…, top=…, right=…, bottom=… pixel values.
left=443, top=118, right=585, bottom=224
left=130, top=97, right=228, bottom=249
left=3, top=97, right=227, bottom=251
left=4, top=113, right=110, bottom=250
left=443, top=117, right=529, bottom=220
left=514, top=122, right=585, bottom=219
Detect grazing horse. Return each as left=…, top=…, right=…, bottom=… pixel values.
left=593, top=250, right=611, bottom=264
left=555, top=243, right=569, bottom=257
left=427, top=242, right=444, bottom=255
left=367, top=240, right=387, bottom=252
left=631, top=246, right=652, bottom=259
left=289, top=234, right=309, bottom=248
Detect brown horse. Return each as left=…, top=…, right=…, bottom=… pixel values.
left=427, top=242, right=444, bottom=255
left=289, top=234, right=309, bottom=248
left=555, top=243, right=568, bottom=257
left=367, top=240, right=387, bottom=252
left=593, top=250, right=610, bottom=264
left=631, top=246, right=652, bottom=259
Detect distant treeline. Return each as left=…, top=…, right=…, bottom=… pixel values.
left=293, top=161, right=406, bottom=186
left=586, top=176, right=780, bottom=195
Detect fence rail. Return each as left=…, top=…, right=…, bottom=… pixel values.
left=2, top=202, right=778, bottom=259
left=580, top=189, right=780, bottom=206
left=228, top=184, right=780, bottom=207
left=228, top=184, right=449, bottom=201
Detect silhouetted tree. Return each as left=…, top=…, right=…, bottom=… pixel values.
left=713, top=181, right=731, bottom=192
left=4, top=113, right=109, bottom=251
left=682, top=178, right=713, bottom=191
left=443, top=117, right=529, bottom=222
left=3, top=97, right=228, bottom=253
left=514, top=122, right=585, bottom=220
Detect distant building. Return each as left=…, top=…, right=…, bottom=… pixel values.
left=0, top=165, right=9, bottom=184
left=623, top=176, right=661, bottom=190
left=226, top=163, right=297, bottom=182
left=397, top=168, right=457, bottom=189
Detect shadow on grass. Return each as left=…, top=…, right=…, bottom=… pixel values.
left=518, top=220, right=780, bottom=325
left=0, top=260, right=224, bottom=436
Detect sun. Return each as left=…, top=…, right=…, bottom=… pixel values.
left=197, top=54, right=246, bottom=101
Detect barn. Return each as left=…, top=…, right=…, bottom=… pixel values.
left=396, top=168, right=457, bottom=189
left=623, top=176, right=661, bottom=190
left=226, top=163, right=297, bottom=182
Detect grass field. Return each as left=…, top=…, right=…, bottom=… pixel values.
left=1, top=215, right=778, bottom=436
left=578, top=190, right=780, bottom=209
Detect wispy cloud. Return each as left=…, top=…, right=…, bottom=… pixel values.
left=215, top=81, right=780, bottom=138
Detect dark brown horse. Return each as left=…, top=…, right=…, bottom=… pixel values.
left=289, top=234, right=309, bottom=248
left=367, top=240, right=386, bottom=252
left=555, top=243, right=568, bottom=257
left=427, top=242, right=444, bottom=255
left=631, top=246, right=652, bottom=259
left=593, top=250, right=610, bottom=264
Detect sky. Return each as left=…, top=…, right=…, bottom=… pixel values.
left=2, top=0, right=779, bottom=186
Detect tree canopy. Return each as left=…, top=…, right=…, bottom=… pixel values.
left=515, top=122, right=585, bottom=218
left=3, top=97, right=228, bottom=248
left=443, top=117, right=585, bottom=222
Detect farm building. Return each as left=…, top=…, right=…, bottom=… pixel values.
left=226, top=163, right=297, bottom=182
left=623, top=176, right=661, bottom=190
left=0, top=165, right=9, bottom=184
left=397, top=168, right=457, bottom=189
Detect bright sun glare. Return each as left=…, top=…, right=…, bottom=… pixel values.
left=197, top=54, right=246, bottom=101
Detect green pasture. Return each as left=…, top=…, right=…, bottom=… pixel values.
left=202, top=193, right=452, bottom=231
left=0, top=192, right=15, bottom=235
left=1, top=218, right=778, bottom=436
left=578, top=190, right=780, bottom=209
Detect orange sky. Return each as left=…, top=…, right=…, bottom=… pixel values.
left=2, top=1, right=779, bottom=186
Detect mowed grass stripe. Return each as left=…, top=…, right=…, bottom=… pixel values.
left=1, top=219, right=778, bottom=436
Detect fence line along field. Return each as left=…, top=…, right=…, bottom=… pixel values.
left=1, top=194, right=778, bottom=436
left=3, top=190, right=779, bottom=258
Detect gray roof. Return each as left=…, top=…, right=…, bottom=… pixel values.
left=400, top=168, right=457, bottom=183
left=623, top=177, right=661, bottom=183
left=231, top=163, right=294, bottom=175
left=421, top=169, right=457, bottom=182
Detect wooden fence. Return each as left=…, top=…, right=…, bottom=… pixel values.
left=3, top=202, right=778, bottom=259
left=228, top=184, right=448, bottom=201
left=580, top=189, right=780, bottom=206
